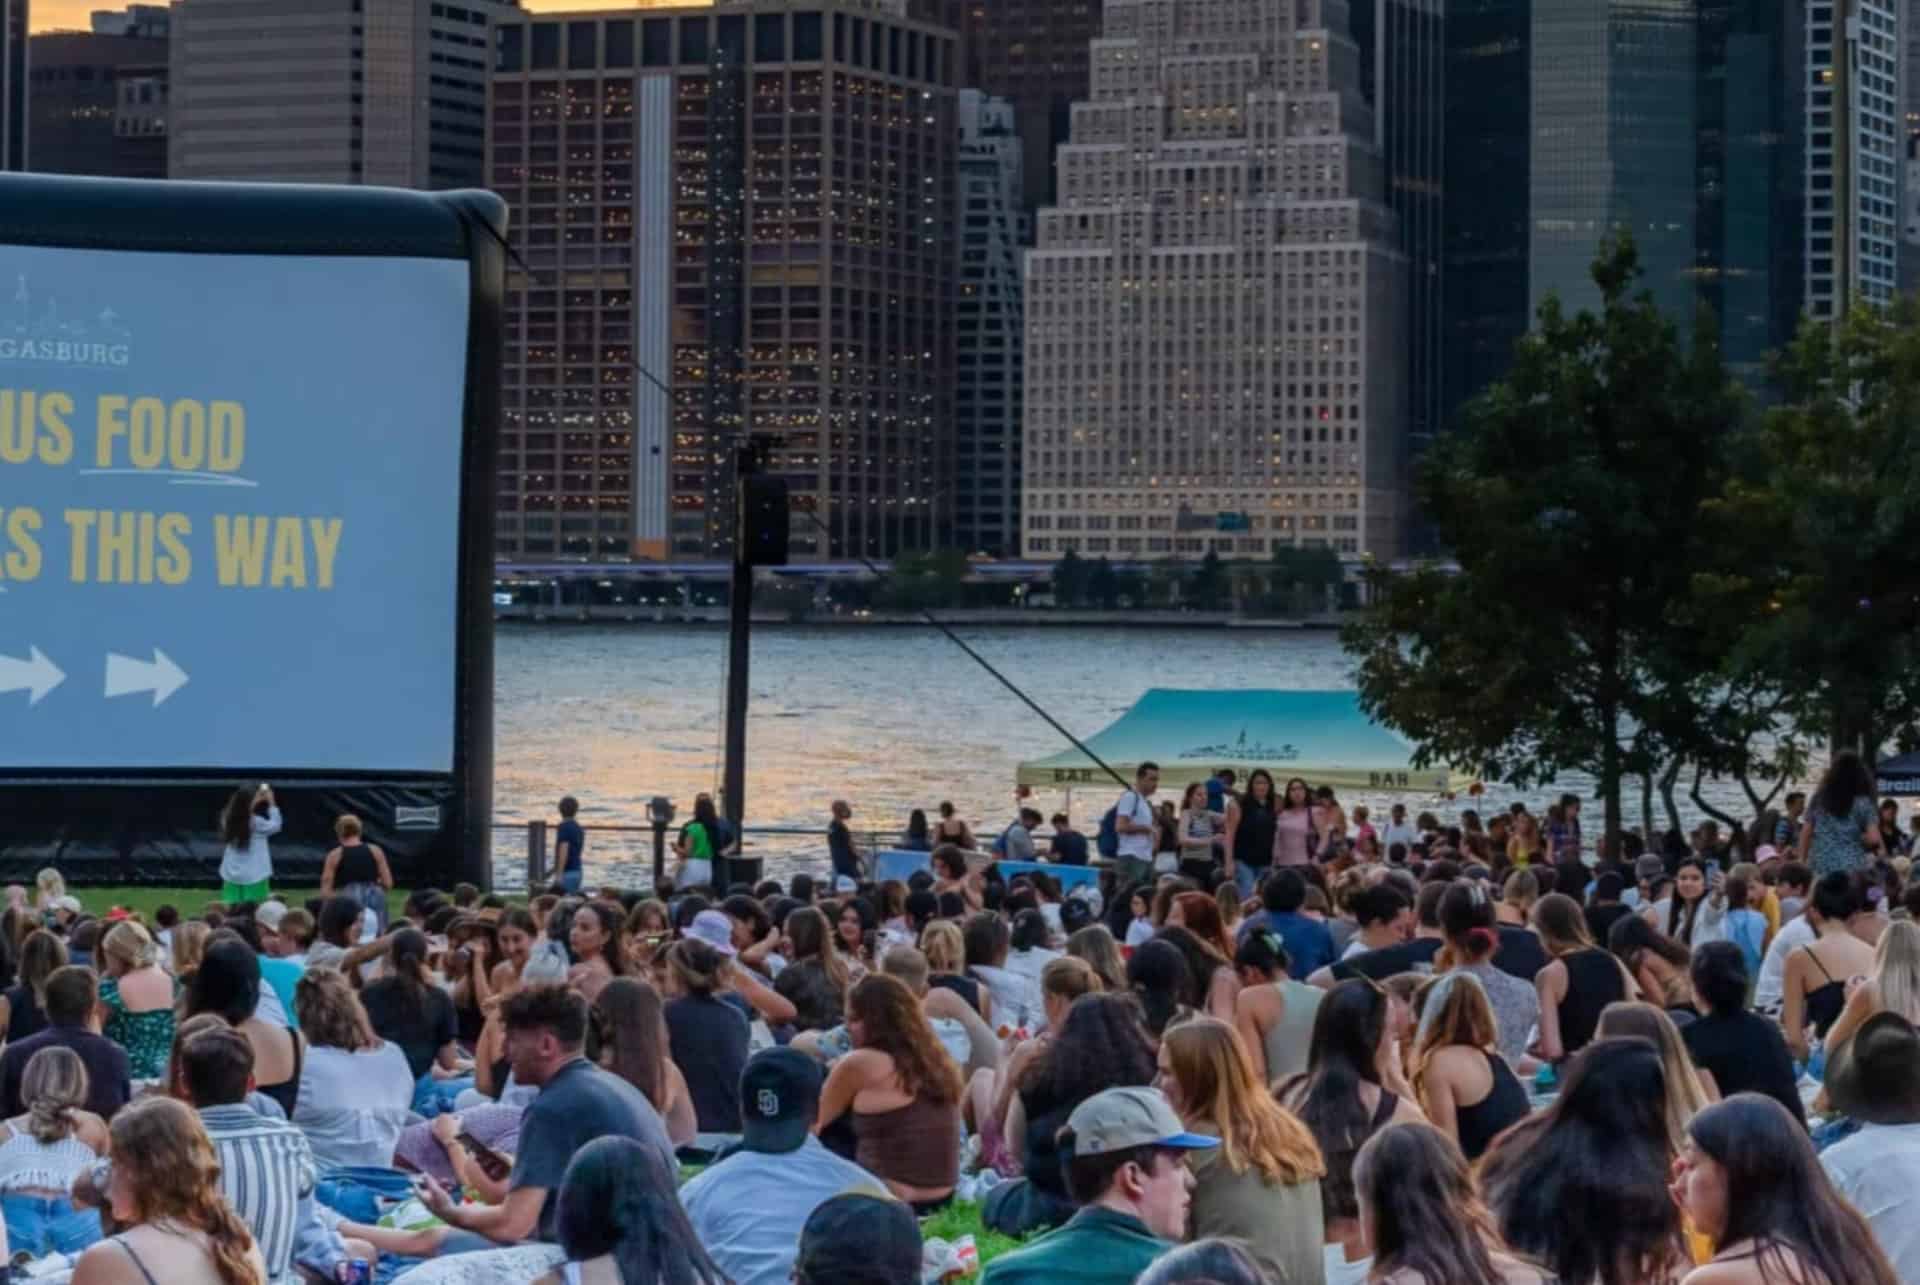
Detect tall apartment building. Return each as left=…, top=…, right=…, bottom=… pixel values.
left=1022, top=0, right=1407, bottom=562
left=489, top=3, right=959, bottom=560
left=955, top=89, right=1028, bottom=556
left=2, top=0, right=24, bottom=171
left=1697, top=0, right=1802, bottom=384
left=1810, top=0, right=1901, bottom=318
left=1530, top=0, right=1699, bottom=326
left=29, top=7, right=168, bottom=180
left=963, top=0, right=1098, bottom=207
left=170, top=0, right=514, bottom=187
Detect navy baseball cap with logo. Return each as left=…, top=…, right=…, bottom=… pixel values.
left=739, top=1047, right=821, bottom=1154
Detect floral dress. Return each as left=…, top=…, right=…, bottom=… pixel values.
left=100, top=975, right=175, bottom=1081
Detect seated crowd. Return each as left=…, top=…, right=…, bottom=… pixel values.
left=3, top=763, right=1919, bottom=1285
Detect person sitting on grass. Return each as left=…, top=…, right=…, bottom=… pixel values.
left=791, top=1191, right=924, bottom=1285
left=0, top=967, right=128, bottom=1122
left=0, top=1046, right=107, bottom=1258
left=681, top=1049, right=888, bottom=1285
left=813, top=974, right=964, bottom=1209
left=532, top=1136, right=729, bottom=1285
left=981, top=1086, right=1218, bottom=1285
left=180, top=938, right=302, bottom=1119
left=411, top=984, right=675, bottom=1257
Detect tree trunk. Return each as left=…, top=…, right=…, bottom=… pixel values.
left=1659, top=761, right=1684, bottom=840
left=1640, top=772, right=1656, bottom=855
left=1689, top=765, right=1740, bottom=834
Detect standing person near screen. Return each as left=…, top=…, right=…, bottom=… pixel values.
left=554, top=797, right=586, bottom=895
left=218, top=784, right=281, bottom=905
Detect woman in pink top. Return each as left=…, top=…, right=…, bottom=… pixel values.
left=1274, top=778, right=1314, bottom=866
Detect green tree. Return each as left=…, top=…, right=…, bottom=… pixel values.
left=1341, top=234, right=1744, bottom=851
left=1696, top=300, right=1920, bottom=763
left=1052, top=549, right=1089, bottom=607
left=878, top=548, right=970, bottom=610
left=1087, top=557, right=1120, bottom=609
left=1269, top=544, right=1343, bottom=615
left=1188, top=549, right=1229, bottom=611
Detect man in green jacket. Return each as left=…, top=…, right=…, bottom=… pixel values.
left=982, top=1085, right=1217, bottom=1284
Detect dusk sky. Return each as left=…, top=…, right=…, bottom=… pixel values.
left=31, top=0, right=646, bottom=31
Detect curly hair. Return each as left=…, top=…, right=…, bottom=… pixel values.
left=1020, top=991, right=1157, bottom=1111
left=846, top=973, right=963, bottom=1105
left=111, top=1096, right=262, bottom=1285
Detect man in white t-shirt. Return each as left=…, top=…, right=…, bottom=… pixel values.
left=1112, top=762, right=1160, bottom=885
left=1379, top=803, right=1418, bottom=855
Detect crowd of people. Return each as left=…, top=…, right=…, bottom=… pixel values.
left=1, top=746, right=1916, bottom=1284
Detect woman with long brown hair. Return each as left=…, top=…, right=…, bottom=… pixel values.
left=0, top=929, right=66, bottom=1044
left=1675, top=1094, right=1899, bottom=1285
left=591, top=977, right=695, bottom=1148
left=70, top=1096, right=266, bottom=1284
left=1155, top=918, right=1240, bottom=1022
left=1478, top=1038, right=1686, bottom=1285
left=814, top=973, right=964, bottom=1209
left=1353, top=1122, right=1549, bottom=1285
left=776, top=905, right=852, bottom=1032
left=1530, top=892, right=1633, bottom=1063
left=1608, top=915, right=1698, bottom=1019
left=565, top=900, right=628, bottom=1005
left=1157, top=1017, right=1325, bottom=1283
left=1596, top=1001, right=1718, bottom=1151
left=1409, top=972, right=1527, bottom=1162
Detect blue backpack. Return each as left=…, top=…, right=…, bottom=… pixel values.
left=1097, top=791, right=1134, bottom=860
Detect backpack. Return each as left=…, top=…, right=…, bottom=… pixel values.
left=992, top=822, right=1016, bottom=858
left=1097, top=791, right=1135, bottom=861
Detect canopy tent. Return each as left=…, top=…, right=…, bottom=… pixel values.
left=1016, top=689, right=1473, bottom=795
left=1881, top=750, right=1920, bottom=797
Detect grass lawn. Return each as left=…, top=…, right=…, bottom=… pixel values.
left=63, top=886, right=411, bottom=923
left=922, top=1201, right=1035, bottom=1268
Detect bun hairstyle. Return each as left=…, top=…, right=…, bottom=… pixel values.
left=1438, top=880, right=1500, bottom=964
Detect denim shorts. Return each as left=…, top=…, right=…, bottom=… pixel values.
left=2, top=1191, right=102, bottom=1257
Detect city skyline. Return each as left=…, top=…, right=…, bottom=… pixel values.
left=29, top=0, right=645, bottom=29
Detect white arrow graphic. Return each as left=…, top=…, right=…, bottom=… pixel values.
left=0, top=647, right=65, bottom=705
left=104, top=649, right=189, bottom=707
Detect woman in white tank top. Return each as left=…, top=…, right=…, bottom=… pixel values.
left=0, top=1045, right=108, bottom=1258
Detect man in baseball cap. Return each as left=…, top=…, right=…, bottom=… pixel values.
left=1819, top=1012, right=1920, bottom=1280
left=982, top=1086, right=1217, bottom=1284
left=792, top=1192, right=922, bottom=1285
left=680, top=1049, right=888, bottom=1285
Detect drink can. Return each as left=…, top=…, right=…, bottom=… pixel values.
left=336, top=1259, right=373, bottom=1284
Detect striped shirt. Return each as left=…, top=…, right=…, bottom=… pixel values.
left=198, top=1102, right=316, bottom=1285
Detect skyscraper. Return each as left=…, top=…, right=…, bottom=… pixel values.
left=954, top=89, right=1028, bottom=556
left=1022, top=0, right=1407, bottom=563
left=28, top=7, right=168, bottom=180
left=2, top=0, right=24, bottom=172
left=1696, top=0, right=1801, bottom=383
left=962, top=0, right=1098, bottom=207
left=170, top=0, right=516, bottom=187
left=1529, top=0, right=1698, bottom=324
left=1438, top=0, right=1530, bottom=420
left=1808, top=0, right=1900, bottom=319
left=488, top=4, right=959, bottom=560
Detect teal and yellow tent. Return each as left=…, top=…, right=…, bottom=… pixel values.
left=1016, top=689, right=1473, bottom=795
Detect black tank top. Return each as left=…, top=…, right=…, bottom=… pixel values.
left=1556, top=948, right=1627, bottom=1059
left=335, top=842, right=380, bottom=886
left=1233, top=798, right=1278, bottom=869
left=1455, top=1050, right=1529, bottom=1160
left=1804, top=946, right=1847, bottom=1037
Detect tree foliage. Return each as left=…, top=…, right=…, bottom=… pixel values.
left=1341, top=234, right=1745, bottom=849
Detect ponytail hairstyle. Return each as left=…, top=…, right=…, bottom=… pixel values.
left=21, top=1046, right=87, bottom=1144
left=388, top=928, right=433, bottom=997
left=1438, top=880, right=1500, bottom=965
